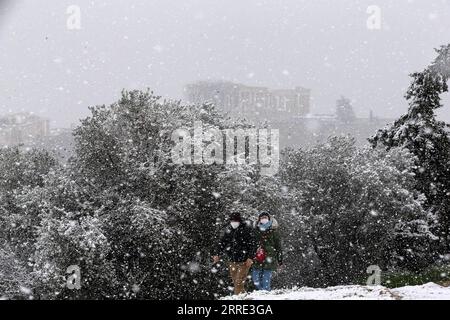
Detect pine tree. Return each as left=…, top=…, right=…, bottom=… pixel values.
left=370, top=44, right=450, bottom=250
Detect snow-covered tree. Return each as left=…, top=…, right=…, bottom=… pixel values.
left=0, top=245, right=33, bottom=299
left=24, top=90, right=271, bottom=299
left=0, top=148, right=57, bottom=271
left=370, top=44, right=450, bottom=249
left=279, top=137, right=437, bottom=286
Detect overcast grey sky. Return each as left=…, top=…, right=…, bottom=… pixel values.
left=0, top=0, right=449, bottom=127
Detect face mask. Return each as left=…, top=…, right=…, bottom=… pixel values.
left=230, top=221, right=240, bottom=229
left=260, top=218, right=269, bottom=225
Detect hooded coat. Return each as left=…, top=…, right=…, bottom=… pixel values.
left=253, top=218, right=283, bottom=271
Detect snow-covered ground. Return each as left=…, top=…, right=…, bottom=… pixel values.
left=224, top=283, right=450, bottom=300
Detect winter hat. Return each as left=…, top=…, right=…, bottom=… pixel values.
left=229, top=212, right=242, bottom=222
left=258, top=211, right=271, bottom=221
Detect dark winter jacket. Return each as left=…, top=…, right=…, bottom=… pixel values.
left=214, top=222, right=258, bottom=263
left=253, top=218, right=283, bottom=271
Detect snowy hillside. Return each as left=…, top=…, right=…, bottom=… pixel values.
left=224, top=283, right=450, bottom=300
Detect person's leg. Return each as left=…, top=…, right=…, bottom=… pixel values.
left=234, top=263, right=250, bottom=295
left=229, top=263, right=239, bottom=294
left=251, top=268, right=263, bottom=290
left=261, top=270, right=273, bottom=291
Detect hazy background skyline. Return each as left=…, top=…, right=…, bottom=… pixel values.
left=1, top=0, right=449, bottom=127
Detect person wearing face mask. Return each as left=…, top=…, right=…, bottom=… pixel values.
left=212, top=212, right=257, bottom=295
left=251, top=211, right=283, bottom=291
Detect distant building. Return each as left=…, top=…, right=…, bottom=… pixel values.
left=185, top=81, right=311, bottom=122
left=0, top=113, right=50, bottom=146
left=184, top=81, right=394, bottom=147
left=268, top=113, right=394, bottom=148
